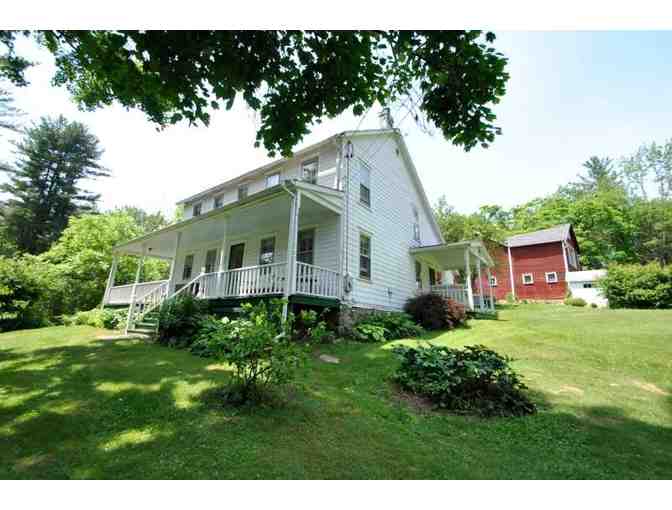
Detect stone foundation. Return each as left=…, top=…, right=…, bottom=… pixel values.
left=337, top=304, right=396, bottom=336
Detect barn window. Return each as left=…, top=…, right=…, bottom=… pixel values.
left=489, top=276, right=498, bottom=287
left=522, top=273, right=534, bottom=285
left=546, top=272, right=558, bottom=284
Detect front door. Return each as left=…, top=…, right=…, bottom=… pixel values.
left=228, top=243, right=245, bottom=270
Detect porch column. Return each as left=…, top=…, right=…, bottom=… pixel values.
left=125, top=245, right=146, bottom=334
left=486, top=267, right=496, bottom=311
left=217, top=218, right=228, bottom=297
left=464, top=247, right=474, bottom=311
left=476, top=258, right=484, bottom=312
left=167, top=231, right=182, bottom=294
left=283, top=191, right=301, bottom=319
left=101, top=255, right=119, bottom=309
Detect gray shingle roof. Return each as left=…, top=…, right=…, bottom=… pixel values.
left=506, top=224, right=572, bottom=248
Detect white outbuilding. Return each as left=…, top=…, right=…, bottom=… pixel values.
left=566, top=269, right=608, bottom=307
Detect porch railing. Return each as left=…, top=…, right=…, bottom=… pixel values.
left=430, top=285, right=469, bottom=306
left=198, top=262, right=287, bottom=299
left=107, top=280, right=168, bottom=305
left=295, top=262, right=340, bottom=299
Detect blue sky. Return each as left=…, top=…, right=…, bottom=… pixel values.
left=2, top=31, right=672, bottom=216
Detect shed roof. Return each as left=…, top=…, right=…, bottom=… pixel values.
left=506, top=224, right=573, bottom=248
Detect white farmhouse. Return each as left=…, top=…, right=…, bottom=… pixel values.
left=103, top=129, right=495, bottom=333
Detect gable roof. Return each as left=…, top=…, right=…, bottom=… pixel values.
left=506, top=224, right=574, bottom=248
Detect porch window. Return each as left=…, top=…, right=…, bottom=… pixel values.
left=359, top=234, right=371, bottom=280
left=359, top=162, right=371, bottom=206
left=266, top=172, right=280, bottom=189
left=429, top=267, right=436, bottom=286
left=238, top=183, right=249, bottom=200
left=205, top=249, right=218, bottom=273
left=301, top=158, right=318, bottom=184
left=182, top=254, right=194, bottom=280
left=412, top=205, right=420, bottom=242
left=259, top=237, right=276, bottom=265
left=415, top=261, right=422, bottom=289
left=522, top=273, right=534, bottom=285
left=193, top=202, right=202, bottom=217
left=214, top=195, right=224, bottom=208
left=297, top=229, right=315, bottom=265
left=546, top=271, right=558, bottom=284
left=489, top=275, right=498, bottom=287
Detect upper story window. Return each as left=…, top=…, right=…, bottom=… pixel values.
left=214, top=195, right=224, bottom=209
left=359, top=234, right=371, bottom=280
left=297, top=229, right=315, bottom=265
left=301, top=158, right=318, bottom=184
left=192, top=202, right=202, bottom=217
left=412, top=205, right=421, bottom=242
left=182, top=254, right=194, bottom=280
left=238, top=183, right=249, bottom=201
left=359, top=162, right=371, bottom=207
left=266, top=172, right=280, bottom=189
left=259, top=237, right=276, bottom=265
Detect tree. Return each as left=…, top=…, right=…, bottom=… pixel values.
left=630, top=199, right=672, bottom=265
left=0, top=115, right=109, bottom=254
left=0, top=88, right=22, bottom=134
left=2, top=30, right=508, bottom=155
left=115, top=206, right=168, bottom=234
left=620, top=140, right=672, bottom=200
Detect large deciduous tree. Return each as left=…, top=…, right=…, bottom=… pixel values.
left=0, top=115, right=109, bottom=254
left=1, top=30, right=508, bottom=155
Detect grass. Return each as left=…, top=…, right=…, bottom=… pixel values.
left=1, top=304, right=671, bottom=479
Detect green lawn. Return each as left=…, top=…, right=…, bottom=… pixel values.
left=1, top=305, right=671, bottom=479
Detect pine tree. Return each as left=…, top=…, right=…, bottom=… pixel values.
left=0, top=87, right=22, bottom=134
left=0, top=115, right=109, bottom=254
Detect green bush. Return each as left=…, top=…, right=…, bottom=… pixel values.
left=564, top=297, right=587, bottom=307
left=353, top=323, right=388, bottom=342
left=404, top=293, right=467, bottom=330
left=599, top=263, right=672, bottom=309
left=206, top=299, right=309, bottom=404
left=354, top=311, right=425, bottom=341
left=392, top=344, right=537, bottom=418
left=156, top=294, right=208, bottom=344
left=295, top=309, right=332, bottom=343
left=62, top=308, right=127, bottom=330
left=0, top=256, right=51, bottom=331
left=189, top=315, right=230, bottom=357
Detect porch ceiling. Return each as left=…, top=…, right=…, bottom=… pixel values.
left=410, top=240, right=494, bottom=270
left=113, top=182, right=342, bottom=259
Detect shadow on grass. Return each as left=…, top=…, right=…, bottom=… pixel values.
left=0, top=336, right=671, bottom=479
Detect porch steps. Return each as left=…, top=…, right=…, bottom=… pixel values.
left=129, top=312, right=159, bottom=336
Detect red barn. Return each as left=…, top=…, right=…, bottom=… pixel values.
left=480, top=224, right=581, bottom=302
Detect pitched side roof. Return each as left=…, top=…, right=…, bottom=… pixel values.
left=506, top=224, right=573, bottom=248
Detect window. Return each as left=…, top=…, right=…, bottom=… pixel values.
left=214, top=195, right=224, bottom=208
left=205, top=249, right=218, bottom=273
left=259, top=237, right=276, bottom=265
left=301, top=158, right=318, bottom=184
left=412, top=205, right=421, bottom=242
left=583, top=282, right=594, bottom=289
left=522, top=273, right=534, bottom=285
left=415, top=261, right=422, bottom=289
left=429, top=268, right=436, bottom=286
left=545, top=271, right=558, bottom=284
left=297, top=229, right=315, bottom=265
left=359, top=162, right=371, bottom=206
left=566, top=243, right=579, bottom=269
left=266, top=172, right=280, bottom=189
left=192, top=202, right=202, bottom=217
left=238, top=184, right=249, bottom=200
left=359, top=234, right=371, bottom=280
left=489, top=276, right=498, bottom=287
left=228, top=243, right=245, bottom=270
left=182, top=254, right=194, bottom=280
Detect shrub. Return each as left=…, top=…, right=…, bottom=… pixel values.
left=295, top=309, right=332, bottom=343
left=62, top=308, right=126, bottom=329
left=564, top=297, right=587, bottom=307
left=353, top=323, right=388, bottom=342
left=590, top=303, right=598, bottom=309
left=599, top=263, right=672, bottom=309
left=207, top=299, right=308, bottom=404
left=404, top=293, right=467, bottom=330
left=189, top=315, right=230, bottom=357
left=156, top=294, right=208, bottom=344
left=354, top=311, right=425, bottom=340
left=392, top=344, right=537, bottom=418
left=0, top=256, right=51, bottom=331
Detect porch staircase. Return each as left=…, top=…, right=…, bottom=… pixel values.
left=128, top=311, right=160, bottom=335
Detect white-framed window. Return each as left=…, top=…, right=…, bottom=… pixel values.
left=489, top=276, right=498, bottom=287
left=266, top=172, right=280, bottom=189
left=566, top=243, right=579, bottom=268
left=359, top=162, right=371, bottom=206
left=182, top=254, right=194, bottom=280
left=259, top=236, right=276, bottom=265
left=214, top=195, right=224, bottom=208
left=415, top=261, right=422, bottom=289
left=359, top=233, right=371, bottom=280
left=192, top=202, right=202, bottom=217
left=301, top=158, right=318, bottom=184
left=545, top=271, right=558, bottom=284
left=522, top=273, right=534, bottom=285
left=412, top=204, right=421, bottom=242
left=238, top=183, right=249, bottom=200
left=204, top=249, right=218, bottom=273
left=297, top=229, right=315, bottom=265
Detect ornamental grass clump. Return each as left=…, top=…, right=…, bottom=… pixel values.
left=392, top=344, right=537, bottom=418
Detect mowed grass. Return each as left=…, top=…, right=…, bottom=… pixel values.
left=1, top=305, right=671, bottom=479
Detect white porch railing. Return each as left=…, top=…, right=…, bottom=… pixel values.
left=198, top=262, right=287, bottom=299
left=295, top=262, right=341, bottom=299
left=107, top=280, right=168, bottom=305
left=125, top=280, right=170, bottom=333
left=430, top=285, right=469, bottom=307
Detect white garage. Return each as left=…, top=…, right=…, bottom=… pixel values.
left=566, top=270, right=608, bottom=307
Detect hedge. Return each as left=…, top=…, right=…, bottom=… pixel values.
left=599, top=263, right=672, bottom=309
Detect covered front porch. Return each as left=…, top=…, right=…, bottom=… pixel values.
left=103, top=181, right=344, bottom=331
left=411, top=240, right=496, bottom=313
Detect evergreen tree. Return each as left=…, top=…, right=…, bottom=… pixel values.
left=0, top=87, right=22, bottom=134
left=0, top=115, right=109, bottom=254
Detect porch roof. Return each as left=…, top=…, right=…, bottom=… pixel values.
left=410, top=240, right=494, bottom=270
left=113, top=180, right=342, bottom=259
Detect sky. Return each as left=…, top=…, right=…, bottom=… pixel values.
left=2, top=31, right=672, bottom=218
